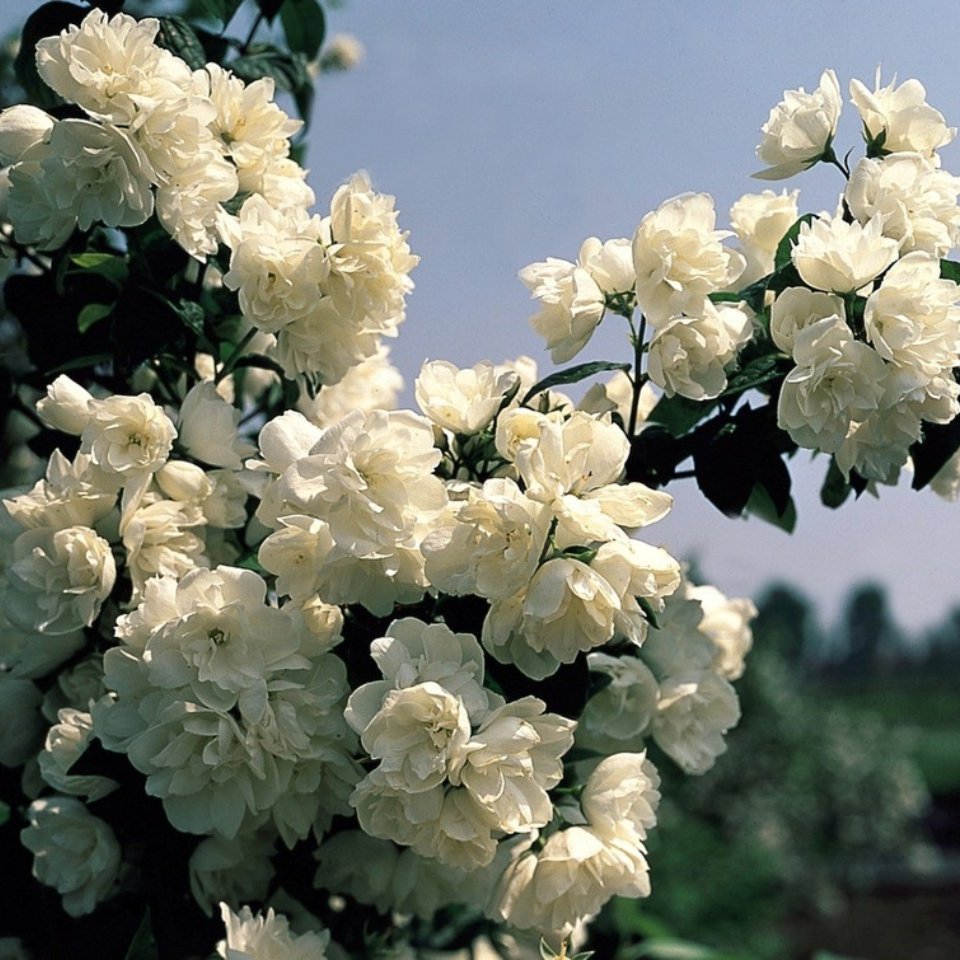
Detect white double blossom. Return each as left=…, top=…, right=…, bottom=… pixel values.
left=754, top=69, right=842, bottom=180
left=633, top=193, right=745, bottom=324
left=217, top=904, right=331, bottom=960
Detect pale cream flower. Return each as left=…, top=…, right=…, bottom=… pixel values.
left=846, top=154, right=960, bottom=256
left=179, top=381, right=256, bottom=469
left=791, top=213, right=900, bottom=293
left=3, top=525, right=115, bottom=635
left=687, top=584, right=756, bottom=681
left=21, top=796, right=121, bottom=917
left=755, top=69, right=842, bottom=179
left=769, top=287, right=845, bottom=355
left=777, top=317, right=888, bottom=453
left=633, top=193, right=745, bottom=324
left=849, top=70, right=955, bottom=158
left=652, top=671, right=741, bottom=775
left=646, top=301, right=752, bottom=401
left=38, top=708, right=118, bottom=801
left=415, top=360, right=519, bottom=435
left=217, top=903, right=331, bottom=960
left=189, top=830, right=276, bottom=916
left=299, top=346, right=403, bottom=426
left=577, top=653, right=659, bottom=751
left=0, top=105, right=54, bottom=164
left=581, top=752, right=660, bottom=842
left=36, top=10, right=191, bottom=124
left=80, top=392, right=176, bottom=477
left=729, top=189, right=799, bottom=283
left=422, top=478, right=552, bottom=601
left=7, top=119, right=153, bottom=249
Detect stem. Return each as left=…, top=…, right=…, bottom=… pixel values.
left=216, top=328, right=257, bottom=384
left=241, top=12, right=264, bottom=53
left=821, top=145, right=849, bottom=180
left=627, top=314, right=648, bottom=437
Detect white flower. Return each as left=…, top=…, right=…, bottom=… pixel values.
left=321, top=34, right=366, bottom=71
left=323, top=170, right=419, bottom=338
left=930, top=448, right=960, bottom=501
left=834, top=404, right=923, bottom=483
left=581, top=752, right=660, bottom=842
left=217, top=903, right=331, bottom=960
left=652, top=671, right=741, bottom=775
left=3, top=525, right=115, bottom=635
left=120, top=496, right=206, bottom=601
left=633, top=193, right=745, bottom=324
left=791, top=214, right=900, bottom=293
left=179, top=381, right=256, bottom=469
left=4, top=449, right=117, bottom=531
left=0, top=612, right=85, bottom=681
left=315, top=829, right=502, bottom=920
left=490, top=826, right=650, bottom=936
left=35, top=375, right=94, bottom=436
left=38, top=708, right=118, bottom=801
left=688, top=584, right=756, bottom=681
left=483, top=558, right=621, bottom=678
left=422, top=478, right=552, bottom=601
left=577, top=653, right=659, bottom=751
left=515, top=411, right=629, bottom=503
left=777, top=316, right=888, bottom=453
left=299, top=346, right=403, bottom=426
left=36, top=10, right=191, bottom=124
left=0, top=105, right=54, bottom=164
left=729, top=189, right=799, bottom=283
left=864, top=252, right=960, bottom=383
left=155, top=148, right=239, bottom=258
left=453, top=697, right=575, bottom=832
left=754, top=69, right=842, bottom=180
left=415, top=360, right=518, bottom=435
left=0, top=675, right=45, bottom=767
left=189, top=830, right=276, bottom=916
left=203, top=64, right=302, bottom=196
left=646, top=301, right=752, bottom=401
left=354, top=681, right=472, bottom=793
left=519, top=247, right=605, bottom=363
left=257, top=409, right=445, bottom=615
left=41, top=654, right=105, bottom=721
left=98, top=566, right=357, bottom=844
left=353, top=617, right=495, bottom=724
left=849, top=70, right=955, bottom=158
left=219, top=195, right=329, bottom=336
left=769, top=287, right=845, bottom=355
left=846, top=155, right=960, bottom=257
left=80, top=391, right=177, bottom=477
left=7, top=119, right=153, bottom=249
left=20, top=796, right=121, bottom=917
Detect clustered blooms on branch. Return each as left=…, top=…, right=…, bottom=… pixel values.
left=0, top=6, right=955, bottom=958
left=521, top=66, right=960, bottom=495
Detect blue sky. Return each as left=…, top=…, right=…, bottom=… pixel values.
left=5, top=0, right=960, bottom=633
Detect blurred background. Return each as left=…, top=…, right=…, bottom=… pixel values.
left=1, top=1, right=958, bottom=957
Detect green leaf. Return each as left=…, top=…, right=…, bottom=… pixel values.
left=940, top=259, right=960, bottom=284
left=721, top=353, right=788, bottom=400
left=632, top=939, right=727, bottom=960
left=77, top=302, right=112, bottom=333
left=773, top=213, right=815, bottom=271
left=746, top=483, right=796, bottom=532
left=280, top=0, right=326, bottom=60
left=14, top=2, right=86, bottom=109
left=230, top=46, right=310, bottom=92
left=124, top=910, right=158, bottom=960
left=189, top=0, right=244, bottom=27
left=45, top=353, right=112, bottom=375
left=648, top=394, right=717, bottom=438
left=0, top=800, right=9, bottom=827
left=820, top=456, right=851, bottom=508
left=257, top=0, right=288, bottom=22
left=156, top=17, right=208, bottom=71
left=910, top=415, right=960, bottom=491
left=176, top=299, right=206, bottom=336
left=521, top=361, right=630, bottom=406
left=68, top=252, right=128, bottom=287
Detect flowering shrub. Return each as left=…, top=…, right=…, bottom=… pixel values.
left=0, top=3, right=958, bottom=958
